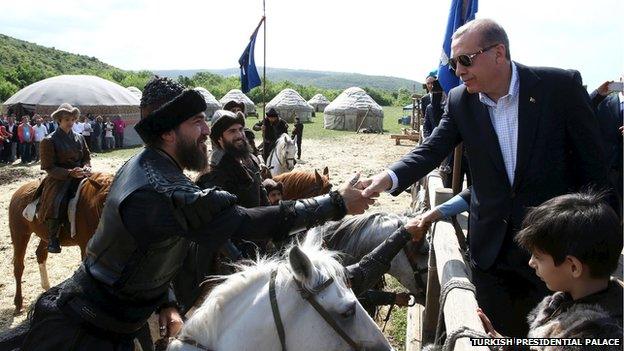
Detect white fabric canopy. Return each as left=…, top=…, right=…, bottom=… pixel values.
left=195, top=87, right=222, bottom=120
left=266, top=88, right=313, bottom=122
left=323, top=87, right=383, bottom=132
left=4, top=75, right=140, bottom=106
left=219, top=89, right=256, bottom=116
left=308, top=93, right=330, bottom=112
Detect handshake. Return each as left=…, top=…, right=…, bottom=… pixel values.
left=336, top=171, right=432, bottom=242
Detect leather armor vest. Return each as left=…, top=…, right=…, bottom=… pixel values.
left=84, top=148, right=194, bottom=302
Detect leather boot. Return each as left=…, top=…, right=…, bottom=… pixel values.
left=46, top=219, right=62, bottom=253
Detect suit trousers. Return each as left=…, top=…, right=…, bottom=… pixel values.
left=470, top=229, right=549, bottom=337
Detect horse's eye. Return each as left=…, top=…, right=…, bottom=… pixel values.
left=340, top=303, right=356, bottom=319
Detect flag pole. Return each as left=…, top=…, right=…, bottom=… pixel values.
left=262, top=0, right=266, bottom=118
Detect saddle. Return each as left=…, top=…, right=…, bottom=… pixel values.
left=22, top=178, right=88, bottom=237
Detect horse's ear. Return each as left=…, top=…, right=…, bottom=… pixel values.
left=289, top=246, right=313, bottom=281
left=314, top=170, right=322, bottom=185
left=87, top=177, right=103, bottom=191
left=322, top=167, right=329, bottom=176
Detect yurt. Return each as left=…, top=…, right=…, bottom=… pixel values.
left=3, top=75, right=142, bottom=145
left=308, top=93, right=330, bottom=112
left=323, top=87, right=383, bottom=132
left=219, top=89, right=256, bottom=116
left=127, top=86, right=142, bottom=100
left=265, top=88, right=313, bottom=122
left=195, top=87, right=222, bottom=120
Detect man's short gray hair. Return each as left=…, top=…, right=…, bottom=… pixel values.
left=452, top=18, right=511, bottom=59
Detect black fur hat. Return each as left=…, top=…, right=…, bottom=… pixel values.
left=210, top=110, right=246, bottom=144
left=135, top=89, right=207, bottom=144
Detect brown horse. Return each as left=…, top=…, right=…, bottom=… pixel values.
left=272, top=167, right=332, bottom=200
left=9, top=172, right=113, bottom=314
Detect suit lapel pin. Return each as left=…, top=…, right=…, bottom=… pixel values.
left=529, top=97, right=536, bottom=103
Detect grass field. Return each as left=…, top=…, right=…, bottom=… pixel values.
left=246, top=105, right=410, bottom=140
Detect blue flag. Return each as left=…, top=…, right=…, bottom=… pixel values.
left=239, top=18, right=264, bottom=93
left=437, top=0, right=478, bottom=93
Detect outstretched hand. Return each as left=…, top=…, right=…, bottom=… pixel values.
left=403, top=216, right=431, bottom=242
left=354, top=171, right=392, bottom=198
left=596, top=80, right=614, bottom=96
left=477, top=308, right=503, bottom=338
left=338, top=173, right=376, bottom=215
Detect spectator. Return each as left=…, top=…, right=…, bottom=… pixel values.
left=17, top=115, right=35, bottom=163
left=7, top=116, right=18, bottom=163
left=32, top=117, right=48, bottom=162
left=590, top=78, right=623, bottom=215
left=44, top=115, right=56, bottom=134
left=91, top=115, right=103, bottom=152
left=262, top=178, right=284, bottom=205
left=72, top=115, right=85, bottom=135
left=113, top=115, right=126, bottom=148
left=82, top=115, right=93, bottom=149
left=103, top=116, right=115, bottom=150
left=479, top=192, right=622, bottom=345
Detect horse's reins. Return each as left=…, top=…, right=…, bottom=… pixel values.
left=269, top=268, right=361, bottom=351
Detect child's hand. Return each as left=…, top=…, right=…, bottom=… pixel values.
left=477, top=308, right=504, bottom=338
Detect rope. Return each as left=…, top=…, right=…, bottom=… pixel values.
left=441, top=326, right=496, bottom=351
left=434, top=278, right=476, bottom=345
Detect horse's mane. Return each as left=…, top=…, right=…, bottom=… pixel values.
left=273, top=171, right=330, bottom=199
left=308, top=212, right=408, bottom=264
left=181, top=234, right=347, bottom=345
left=85, top=172, right=114, bottom=216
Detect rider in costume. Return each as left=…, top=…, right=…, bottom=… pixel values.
left=38, top=103, right=91, bottom=253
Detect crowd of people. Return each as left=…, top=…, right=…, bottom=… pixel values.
left=4, top=16, right=622, bottom=351
left=0, top=113, right=127, bottom=165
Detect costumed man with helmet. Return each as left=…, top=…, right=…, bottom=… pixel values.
left=38, top=103, right=91, bottom=253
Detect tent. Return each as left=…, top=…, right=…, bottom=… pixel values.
left=219, top=89, right=256, bottom=116
left=265, top=88, right=313, bottom=122
left=195, top=87, right=222, bottom=120
left=308, top=93, right=330, bottom=112
left=127, top=86, right=142, bottom=100
left=3, top=75, right=143, bottom=145
left=323, top=87, right=383, bottom=132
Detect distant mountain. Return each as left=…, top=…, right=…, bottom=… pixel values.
left=153, top=67, right=422, bottom=92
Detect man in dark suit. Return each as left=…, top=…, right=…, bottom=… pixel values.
left=357, top=18, right=609, bottom=337
left=419, top=74, right=437, bottom=115
left=591, top=79, right=623, bottom=215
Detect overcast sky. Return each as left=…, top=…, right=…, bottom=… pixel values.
left=1, top=0, right=622, bottom=89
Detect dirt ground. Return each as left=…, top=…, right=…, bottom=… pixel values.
left=0, top=133, right=417, bottom=333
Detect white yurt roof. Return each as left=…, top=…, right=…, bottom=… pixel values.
left=4, top=75, right=140, bottom=106
left=126, top=86, right=142, bottom=99
left=324, top=87, right=383, bottom=117
left=266, top=89, right=313, bottom=112
left=308, top=93, right=330, bottom=106
left=219, top=89, right=256, bottom=114
left=195, top=87, right=222, bottom=108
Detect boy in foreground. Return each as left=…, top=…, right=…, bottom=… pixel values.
left=479, top=192, right=623, bottom=349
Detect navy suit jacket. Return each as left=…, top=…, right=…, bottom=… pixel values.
left=389, top=63, right=609, bottom=270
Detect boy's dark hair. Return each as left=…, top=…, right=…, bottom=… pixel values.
left=515, top=191, right=622, bottom=278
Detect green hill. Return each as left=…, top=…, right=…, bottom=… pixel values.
left=154, top=67, right=422, bottom=92
left=0, top=34, right=152, bottom=101
left=0, top=33, right=422, bottom=107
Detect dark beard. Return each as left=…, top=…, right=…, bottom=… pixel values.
left=223, top=138, right=250, bottom=159
left=175, top=133, right=208, bottom=172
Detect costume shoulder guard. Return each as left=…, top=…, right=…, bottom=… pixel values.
left=142, top=156, right=200, bottom=197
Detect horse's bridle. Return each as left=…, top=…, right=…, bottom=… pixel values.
left=269, top=268, right=361, bottom=351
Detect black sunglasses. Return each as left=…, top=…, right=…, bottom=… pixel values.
left=448, top=44, right=499, bottom=71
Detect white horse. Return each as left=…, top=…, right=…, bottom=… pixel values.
left=168, top=236, right=392, bottom=351
left=307, top=212, right=428, bottom=304
left=267, top=133, right=297, bottom=176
